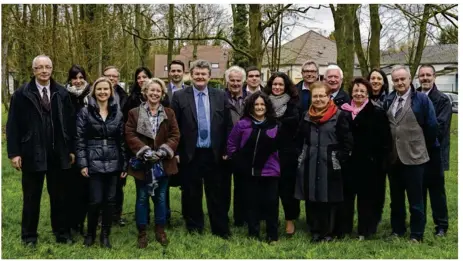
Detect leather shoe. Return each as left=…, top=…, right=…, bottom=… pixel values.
left=435, top=229, right=446, bottom=237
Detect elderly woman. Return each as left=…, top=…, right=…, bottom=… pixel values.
left=125, top=78, right=180, bottom=248
left=368, top=68, right=389, bottom=107
left=75, top=77, right=127, bottom=248
left=263, top=72, right=300, bottom=236
left=227, top=92, right=281, bottom=244
left=294, top=81, right=352, bottom=242
left=338, top=77, right=392, bottom=240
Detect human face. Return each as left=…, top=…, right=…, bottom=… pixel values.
left=369, top=71, right=384, bottom=94
left=227, top=71, right=244, bottom=97
left=137, top=71, right=149, bottom=88
left=324, top=69, right=342, bottom=93
left=311, top=87, right=329, bottom=111
left=71, top=72, right=85, bottom=88
left=352, top=83, right=369, bottom=106
left=191, top=67, right=210, bottom=90
left=271, top=77, right=285, bottom=96
left=103, top=68, right=119, bottom=86
left=302, top=64, right=318, bottom=84
left=246, top=70, right=261, bottom=88
left=391, top=68, right=411, bottom=95
left=146, top=83, right=163, bottom=105
left=33, top=57, right=53, bottom=84
left=94, top=81, right=112, bottom=103
left=252, top=97, right=266, bottom=120
left=169, top=64, right=184, bottom=84
left=418, top=67, right=436, bottom=91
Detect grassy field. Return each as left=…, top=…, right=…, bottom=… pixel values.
left=1, top=111, right=458, bottom=259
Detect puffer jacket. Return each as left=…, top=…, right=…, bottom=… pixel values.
left=75, top=96, right=127, bottom=174
left=227, top=117, right=280, bottom=177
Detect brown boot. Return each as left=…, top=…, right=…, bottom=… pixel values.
left=138, top=229, right=148, bottom=249
left=155, top=224, right=168, bottom=246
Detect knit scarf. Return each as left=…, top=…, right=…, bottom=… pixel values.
left=66, top=81, right=90, bottom=105
left=269, top=93, right=290, bottom=118
left=308, top=100, right=338, bottom=123
left=341, top=99, right=369, bottom=120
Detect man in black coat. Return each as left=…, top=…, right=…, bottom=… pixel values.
left=6, top=55, right=75, bottom=246
left=324, top=64, right=351, bottom=107
left=417, top=64, right=452, bottom=237
left=295, top=60, right=318, bottom=115
left=171, top=59, right=233, bottom=239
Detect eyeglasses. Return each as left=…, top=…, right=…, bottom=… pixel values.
left=312, top=94, right=328, bottom=100
left=302, top=70, right=318, bottom=73
left=34, top=66, right=53, bottom=71
left=104, top=74, right=119, bottom=78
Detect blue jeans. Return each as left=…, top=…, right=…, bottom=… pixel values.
left=135, top=177, right=168, bottom=226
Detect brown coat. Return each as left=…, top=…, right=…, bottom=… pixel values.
left=125, top=105, right=180, bottom=180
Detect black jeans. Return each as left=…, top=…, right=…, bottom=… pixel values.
left=67, top=166, right=88, bottom=231
left=222, top=159, right=247, bottom=225
left=113, top=176, right=125, bottom=222
left=21, top=163, right=69, bottom=243
left=389, top=161, right=425, bottom=240
left=423, top=147, right=449, bottom=232
left=181, top=149, right=230, bottom=237
left=246, top=176, right=279, bottom=241
left=279, top=169, right=300, bottom=221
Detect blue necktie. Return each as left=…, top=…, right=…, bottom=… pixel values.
left=197, top=92, right=208, bottom=140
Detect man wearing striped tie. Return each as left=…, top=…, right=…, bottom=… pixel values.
left=383, top=65, right=438, bottom=243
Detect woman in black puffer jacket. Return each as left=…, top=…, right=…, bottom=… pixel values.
left=75, top=77, right=127, bottom=248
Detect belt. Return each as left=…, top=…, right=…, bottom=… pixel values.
left=87, top=139, right=117, bottom=146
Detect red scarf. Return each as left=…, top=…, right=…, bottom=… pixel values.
left=308, top=100, right=338, bottom=123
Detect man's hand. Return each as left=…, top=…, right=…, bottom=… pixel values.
left=120, top=172, right=127, bottom=178
left=11, top=156, right=22, bottom=171
left=81, top=167, right=89, bottom=178
left=69, top=153, right=75, bottom=164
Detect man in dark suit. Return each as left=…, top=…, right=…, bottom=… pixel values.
left=167, top=60, right=187, bottom=103
left=324, top=64, right=350, bottom=107
left=7, top=55, right=75, bottom=246
left=295, top=60, right=318, bottom=115
left=417, top=64, right=451, bottom=237
left=171, top=59, right=232, bottom=239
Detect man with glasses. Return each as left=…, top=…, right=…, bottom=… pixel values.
left=102, top=66, right=128, bottom=227
left=7, top=55, right=76, bottom=246
left=243, top=66, right=263, bottom=95
left=296, top=60, right=319, bottom=114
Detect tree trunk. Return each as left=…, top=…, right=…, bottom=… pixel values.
left=167, top=4, right=175, bottom=80
left=353, top=7, right=369, bottom=77
left=369, top=4, right=381, bottom=71
left=51, top=4, right=58, bottom=62
left=410, top=4, right=431, bottom=78
left=231, top=4, right=249, bottom=68
left=2, top=5, right=11, bottom=111
left=249, top=4, right=262, bottom=68
left=191, top=4, right=197, bottom=60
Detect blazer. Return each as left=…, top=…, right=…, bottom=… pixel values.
left=171, top=86, right=233, bottom=164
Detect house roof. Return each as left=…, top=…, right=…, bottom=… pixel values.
left=380, top=44, right=458, bottom=65
left=154, top=45, right=229, bottom=79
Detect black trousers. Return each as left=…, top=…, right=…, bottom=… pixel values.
left=389, top=160, right=425, bottom=240
left=87, top=173, right=118, bottom=236
left=181, top=149, right=230, bottom=236
left=21, top=162, right=69, bottom=242
left=67, top=166, right=88, bottom=231
left=222, top=159, right=247, bottom=225
left=279, top=166, right=300, bottom=221
left=423, top=147, right=449, bottom=232
left=113, top=176, right=125, bottom=221
left=246, top=176, right=279, bottom=241
left=307, top=201, right=337, bottom=238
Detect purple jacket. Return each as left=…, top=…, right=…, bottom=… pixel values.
left=227, top=117, right=280, bottom=177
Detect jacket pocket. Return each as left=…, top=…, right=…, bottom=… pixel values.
left=332, top=151, right=341, bottom=170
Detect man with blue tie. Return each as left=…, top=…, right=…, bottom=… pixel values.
left=171, top=59, right=232, bottom=239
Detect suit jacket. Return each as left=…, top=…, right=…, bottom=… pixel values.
left=333, top=89, right=351, bottom=108
left=171, top=86, right=232, bottom=164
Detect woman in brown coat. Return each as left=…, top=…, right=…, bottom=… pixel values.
left=125, top=78, right=180, bottom=248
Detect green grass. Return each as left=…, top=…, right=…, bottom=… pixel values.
left=1, top=111, right=458, bottom=259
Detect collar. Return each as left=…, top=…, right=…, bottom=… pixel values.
left=396, top=86, right=412, bottom=100
left=331, top=89, right=340, bottom=99
left=170, top=81, right=185, bottom=90
left=246, top=85, right=261, bottom=94
left=193, top=85, right=209, bottom=96
left=35, top=79, right=50, bottom=92
left=302, top=82, right=311, bottom=91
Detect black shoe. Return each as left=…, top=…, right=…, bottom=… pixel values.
left=435, top=229, right=446, bottom=237
left=23, top=240, right=37, bottom=248
left=56, top=236, right=74, bottom=244
left=83, top=236, right=95, bottom=247
left=321, top=236, right=333, bottom=242
left=311, top=234, right=321, bottom=243
left=410, top=237, right=422, bottom=243
left=100, top=235, right=112, bottom=248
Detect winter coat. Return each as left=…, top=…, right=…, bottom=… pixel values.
left=295, top=80, right=312, bottom=116
left=294, top=110, right=353, bottom=202
left=276, top=102, right=300, bottom=177
left=333, top=89, right=351, bottom=108
left=6, top=77, right=75, bottom=172
left=75, top=97, right=127, bottom=174
left=227, top=117, right=280, bottom=177
left=125, top=104, right=180, bottom=179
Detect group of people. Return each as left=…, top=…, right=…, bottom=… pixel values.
left=6, top=54, right=451, bottom=249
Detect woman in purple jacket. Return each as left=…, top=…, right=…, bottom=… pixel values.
left=227, top=92, right=281, bottom=244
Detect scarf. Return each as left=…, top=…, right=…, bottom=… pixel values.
left=66, top=82, right=90, bottom=105
left=308, top=100, right=338, bottom=123
left=269, top=93, right=290, bottom=118
left=341, top=99, right=369, bottom=120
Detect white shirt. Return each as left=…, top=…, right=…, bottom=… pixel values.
left=35, top=80, right=51, bottom=100
left=246, top=85, right=261, bottom=94
left=331, top=89, right=340, bottom=99
left=302, top=82, right=311, bottom=91
left=423, top=88, right=432, bottom=96
left=392, top=86, right=412, bottom=115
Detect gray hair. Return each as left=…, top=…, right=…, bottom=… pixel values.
left=301, top=60, right=319, bottom=73
left=142, top=78, right=168, bottom=99
left=325, top=64, right=343, bottom=79
left=225, top=66, right=246, bottom=83
left=190, top=59, right=211, bottom=75
left=32, top=55, right=52, bottom=69
left=391, top=64, right=411, bottom=78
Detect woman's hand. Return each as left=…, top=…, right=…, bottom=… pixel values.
left=120, top=172, right=128, bottom=178
left=81, top=167, right=89, bottom=178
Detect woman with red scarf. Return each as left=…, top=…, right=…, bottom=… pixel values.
left=294, top=81, right=352, bottom=242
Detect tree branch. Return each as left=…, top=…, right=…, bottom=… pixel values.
left=287, top=4, right=329, bottom=13
left=260, top=4, right=292, bottom=30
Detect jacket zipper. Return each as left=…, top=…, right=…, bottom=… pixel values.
left=251, top=129, right=261, bottom=176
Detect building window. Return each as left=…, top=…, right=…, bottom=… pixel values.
left=211, top=63, right=219, bottom=69
left=164, top=65, right=168, bottom=71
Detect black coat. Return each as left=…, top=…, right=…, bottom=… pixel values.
left=67, top=84, right=91, bottom=113
left=333, top=89, right=351, bottom=108
left=114, top=84, right=129, bottom=112
left=295, top=80, right=312, bottom=116
left=6, top=77, right=75, bottom=172
left=75, top=97, right=127, bottom=174
left=276, top=102, right=300, bottom=176
left=417, top=84, right=452, bottom=170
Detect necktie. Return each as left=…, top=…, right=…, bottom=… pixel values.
left=42, top=88, right=50, bottom=110
left=395, top=97, right=404, bottom=119
left=197, top=92, right=209, bottom=140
